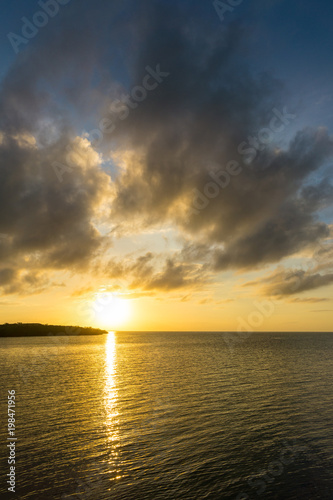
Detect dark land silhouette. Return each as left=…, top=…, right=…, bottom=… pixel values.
left=0, top=323, right=108, bottom=337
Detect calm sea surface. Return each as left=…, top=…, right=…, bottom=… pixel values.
left=1, top=332, right=333, bottom=499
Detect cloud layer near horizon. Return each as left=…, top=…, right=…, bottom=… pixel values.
left=0, top=0, right=332, bottom=298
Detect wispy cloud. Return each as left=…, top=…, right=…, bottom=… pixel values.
left=288, top=297, right=330, bottom=304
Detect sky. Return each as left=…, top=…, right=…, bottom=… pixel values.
left=0, top=0, right=332, bottom=331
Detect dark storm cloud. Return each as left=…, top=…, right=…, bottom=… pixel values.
left=0, top=135, right=108, bottom=264
left=0, top=133, right=111, bottom=295
left=100, top=3, right=333, bottom=270
left=1, top=0, right=333, bottom=296
left=243, top=238, right=333, bottom=297
left=243, top=240, right=333, bottom=298
left=264, top=269, right=333, bottom=296
left=113, top=104, right=333, bottom=269
left=212, top=188, right=331, bottom=271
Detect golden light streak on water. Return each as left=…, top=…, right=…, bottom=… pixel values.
left=104, top=331, right=122, bottom=478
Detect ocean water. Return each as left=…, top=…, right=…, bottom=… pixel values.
left=0, top=332, right=333, bottom=500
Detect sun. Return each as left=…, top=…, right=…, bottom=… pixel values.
left=93, top=293, right=131, bottom=329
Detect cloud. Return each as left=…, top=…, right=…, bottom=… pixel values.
left=0, top=0, right=332, bottom=297
left=288, top=298, right=330, bottom=304
left=141, top=259, right=208, bottom=292
left=0, top=269, right=51, bottom=296
left=102, top=6, right=333, bottom=271
left=0, top=133, right=112, bottom=295
left=245, top=266, right=333, bottom=298
left=274, top=270, right=333, bottom=296
left=105, top=251, right=210, bottom=292
left=242, top=239, right=333, bottom=297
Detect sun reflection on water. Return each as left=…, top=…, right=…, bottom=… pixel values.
left=106, top=332, right=116, bottom=383
left=104, top=331, right=122, bottom=479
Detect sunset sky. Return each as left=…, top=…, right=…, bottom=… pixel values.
left=0, top=0, right=332, bottom=331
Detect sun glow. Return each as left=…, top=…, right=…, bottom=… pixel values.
left=93, top=293, right=131, bottom=329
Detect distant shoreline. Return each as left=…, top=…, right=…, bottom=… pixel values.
left=0, top=323, right=108, bottom=337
